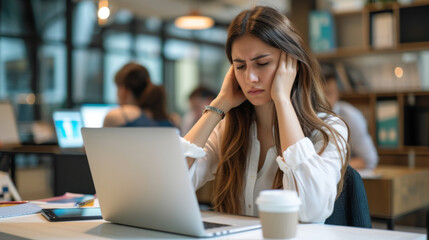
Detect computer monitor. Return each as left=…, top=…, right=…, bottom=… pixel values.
left=52, top=110, right=84, bottom=148
left=80, top=104, right=117, bottom=128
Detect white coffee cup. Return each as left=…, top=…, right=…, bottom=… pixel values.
left=256, top=190, right=301, bottom=240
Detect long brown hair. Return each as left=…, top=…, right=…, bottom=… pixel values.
left=212, top=6, right=350, bottom=215
left=140, top=85, right=171, bottom=121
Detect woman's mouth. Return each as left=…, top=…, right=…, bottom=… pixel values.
left=248, top=89, right=264, bottom=95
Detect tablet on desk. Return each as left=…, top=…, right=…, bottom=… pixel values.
left=41, top=208, right=102, bottom=221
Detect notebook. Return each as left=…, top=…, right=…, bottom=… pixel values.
left=0, top=101, right=21, bottom=147
left=52, top=110, right=84, bottom=151
left=80, top=103, right=117, bottom=128
left=81, top=127, right=261, bottom=238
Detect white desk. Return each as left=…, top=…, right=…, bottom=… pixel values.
left=0, top=214, right=426, bottom=240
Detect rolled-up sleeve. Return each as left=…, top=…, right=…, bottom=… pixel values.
left=276, top=116, right=348, bottom=223
left=180, top=122, right=224, bottom=190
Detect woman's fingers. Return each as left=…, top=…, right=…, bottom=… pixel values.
left=285, top=53, right=297, bottom=73
left=278, top=51, right=297, bottom=73
left=292, top=56, right=297, bottom=71
left=286, top=53, right=293, bottom=70
left=279, top=51, right=287, bottom=72
left=216, top=65, right=246, bottom=111
left=277, top=51, right=298, bottom=75
left=272, top=51, right=298, bottom=101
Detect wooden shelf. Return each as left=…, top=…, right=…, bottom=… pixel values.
left=340, top=91, right=429, bottom=167
left=331, top=9, right=363, bottom=16
left=341, top=91, right=429, bottom=97
left=315, top=1, right=429, bottom=61
left=378, top=147, right=429, bottom=155
left=316, top=43, right=429, bottom=60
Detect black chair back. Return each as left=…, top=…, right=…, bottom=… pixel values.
left=325, top=165, right=372, bottom=228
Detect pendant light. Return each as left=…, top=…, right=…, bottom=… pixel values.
left=174, top=10, right=214, bottom=30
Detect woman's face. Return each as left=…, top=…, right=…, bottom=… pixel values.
left=231, top=34, right=281, bottom=106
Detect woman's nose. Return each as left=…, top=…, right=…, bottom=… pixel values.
left=246, top=69, right=258, bottom=83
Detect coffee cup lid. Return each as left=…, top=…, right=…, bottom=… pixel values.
left=256, top=190, right=301, bottom=208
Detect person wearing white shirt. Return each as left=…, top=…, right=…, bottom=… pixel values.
left=182, top=6, right=350, bottom=223
left=324, top=75, right=378, bottom=170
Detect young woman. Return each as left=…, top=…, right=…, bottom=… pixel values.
left=181, top=6, right=350, bottom=223
left=103, top=62, right=175, bottom=127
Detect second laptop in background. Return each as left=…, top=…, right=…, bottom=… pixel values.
left=52, top=110, right=84, bottom=152
left=80, top=103, right=117, bottom=128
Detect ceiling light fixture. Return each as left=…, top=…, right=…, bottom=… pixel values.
left=98, top=0, right=110, bottom=25
left=174, top=10, right=214, bottom=30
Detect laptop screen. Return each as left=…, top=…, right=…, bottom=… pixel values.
left=53, top=111, right=84, bottom=148
left=80, top=104, right=117, bottom=128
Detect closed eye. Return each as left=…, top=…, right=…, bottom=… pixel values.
left=236, top=65, right=245, bottom=70
left=257, top=62, right=269, bottom=66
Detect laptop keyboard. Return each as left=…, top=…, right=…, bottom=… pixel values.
left=203, top=221, right=230, bottom=229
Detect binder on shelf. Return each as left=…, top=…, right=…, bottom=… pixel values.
left=416, top=111, right=429, bottom=147
left=371, top=12, right=395, bottom=49
left=334, top=62, right=353, bottom=92
left=309, top=11, right=336, bottom=53
left=346, top=65, right=370, bottom=92
left=376, top=100, right=399, bottom=148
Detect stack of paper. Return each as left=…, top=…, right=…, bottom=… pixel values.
left=30, top=192, right=94, bottom=207
left=0, top=203, right=42, bottom=218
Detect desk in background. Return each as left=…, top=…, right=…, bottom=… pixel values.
left=363, top=166, right=429, bottom=231
left=0, top=145, right=95, bottom=196
left=0, top=213, right=426, bottom=240
left=0, top=145, right=60, bottom=182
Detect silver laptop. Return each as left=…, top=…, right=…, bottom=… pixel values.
left=81, top=127, right=261, bottom=237
left=0, top=101, right=21, bottom=147
left=52, top=110, right=84, bottom=153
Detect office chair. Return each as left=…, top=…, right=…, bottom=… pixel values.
left=325, top=165, right=372, bottom=228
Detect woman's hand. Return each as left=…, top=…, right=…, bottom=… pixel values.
left=271, top=52, right=304, bottom=156
left=211, top=66, right=246, bottom=113
left=271, top=51, right=298, bottom=103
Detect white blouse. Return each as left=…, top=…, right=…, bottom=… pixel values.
left=180, top=113, right=348, bottom=223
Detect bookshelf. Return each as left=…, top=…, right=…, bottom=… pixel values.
left=341, top=91, right=429, bottom=168
left=314, top=1, right=429, bottom=60
left=308, top=1, right=429, bottom=168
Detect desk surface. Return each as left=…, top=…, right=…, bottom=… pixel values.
left=363, top=166, right=429, bottom=218
left=0, top=214, right=425, bottom=240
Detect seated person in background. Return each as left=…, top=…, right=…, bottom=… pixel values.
left=324, top=74, right=378, bottom=170
left=103, top=62, right=175, bottom=128
left=180, top=86, right=217, bottom=135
